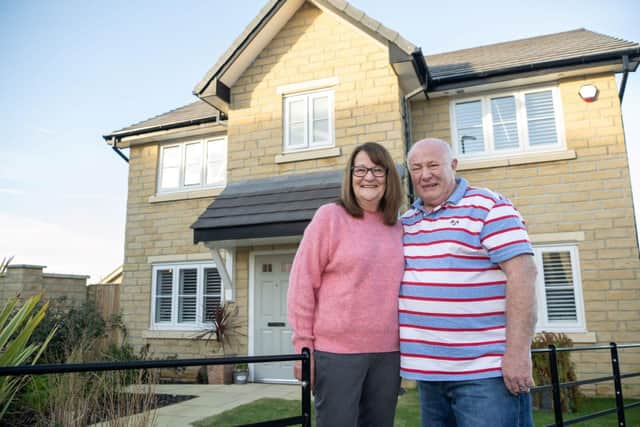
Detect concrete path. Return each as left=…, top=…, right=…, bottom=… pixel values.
left=150, top=383, right=301, bottom=427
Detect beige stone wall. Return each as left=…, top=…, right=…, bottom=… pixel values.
left=411, top=73, right=640, bottom=396
left=228, top=2, right=405, bottom=181
left=121, top=142, right=219, bottom=361
left=119, top=2, right=408, bottom=370
left=0, top=264, right=87, bottom=305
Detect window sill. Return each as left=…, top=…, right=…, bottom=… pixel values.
left=457, top=150, right=576, bottom=171
left=275, top=147, right=341, bottom=164
left=143, top=330, right=212, bottom=340
left=149, top=187, right=225, bottom=203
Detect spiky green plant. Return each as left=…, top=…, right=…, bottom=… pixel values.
left=0, top=293, right=57, bottom=419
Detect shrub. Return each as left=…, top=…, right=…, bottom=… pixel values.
left=30, top=297, right=107, bottom=363
left=531, top=332, right=582, bottom=412
left=0, top=293, right=56, bottom=420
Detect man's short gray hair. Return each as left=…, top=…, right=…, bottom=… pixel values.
left=407, top=138, right=455, bottom=164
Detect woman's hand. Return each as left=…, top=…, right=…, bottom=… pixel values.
left=293, top=353, right=315, bottom=389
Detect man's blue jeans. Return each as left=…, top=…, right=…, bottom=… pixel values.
left=418, top=377, right=533, bottom=427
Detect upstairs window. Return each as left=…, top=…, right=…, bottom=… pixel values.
left=533, top=245, right=585, bottom=332
left=151, top=262, right=223, bottom=329
left=158, top=137, right=227, bottom=193
left=451, top=87, right=563, bottom=158
left=284, top=89, right=334, bottom=152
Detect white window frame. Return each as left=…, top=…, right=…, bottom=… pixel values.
left=283, top=89, right=334, bottom=153
left=157, top=137, right=227, bottom=193
left=150, top=261, right=223, bottom=330
left=450, top=86, right=565, bottom=160
left=533, top=244, right=586, bottom=333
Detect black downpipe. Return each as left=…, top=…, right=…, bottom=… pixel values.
left=619, top=55, right=630, bottom=103
left=403, top=49, right=430, bottom=205
left=111, top=138, right=129, bottom=163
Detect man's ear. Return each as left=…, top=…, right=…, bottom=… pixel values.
left=451, top=158, right=458, bottom=171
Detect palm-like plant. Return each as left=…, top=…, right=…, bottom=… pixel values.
left=0, top=293, right=57, bottom=419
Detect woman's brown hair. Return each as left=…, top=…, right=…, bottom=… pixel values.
left=338, top=142, right=402, bottom=225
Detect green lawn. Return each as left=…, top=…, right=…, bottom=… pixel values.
left=192, top=388, right=639, bottom=427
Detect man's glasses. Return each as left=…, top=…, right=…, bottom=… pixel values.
left=351, top=166, right=387, bottom=177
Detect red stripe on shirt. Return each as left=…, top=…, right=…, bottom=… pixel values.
left=405, top=227, right=481, bottom=236
left=402, top=352, right=504, bottom=361
left=489, top=239, right=531, bottom=251
left=399, top=309, right=505, bottom=318
left=400, top=366, right=502, bottom=376
left=481, top=226, right=525, bottom=242
left=404, top=240, right=483, bottom=250
left=404, top=266, right=500, bottom=273
left=399, top=323, right=504, bottom=332
left=400, top=338, right=506, bottom=347
left=401, top=295, right=504, bottom=303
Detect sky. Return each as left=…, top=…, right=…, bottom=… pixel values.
left=1, top=0, right=639, bottom=283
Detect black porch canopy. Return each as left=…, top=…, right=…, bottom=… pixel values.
left=192, top=169, right=342, bottom=243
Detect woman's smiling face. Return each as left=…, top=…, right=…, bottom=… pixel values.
left=352, top=150, right=386, bottom=212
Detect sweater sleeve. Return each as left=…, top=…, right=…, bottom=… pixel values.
left=287, top=204, right=334, bottom=354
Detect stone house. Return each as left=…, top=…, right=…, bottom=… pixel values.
left=103, top=0, right=640, bottom=392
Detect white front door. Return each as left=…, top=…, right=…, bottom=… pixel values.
left=253, top=253, right=296, bottom=383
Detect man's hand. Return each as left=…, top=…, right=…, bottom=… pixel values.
left=502, top=349, right=535, bottom=395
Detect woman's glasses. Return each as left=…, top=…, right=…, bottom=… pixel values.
left=351, top=166, right=386, bottom=177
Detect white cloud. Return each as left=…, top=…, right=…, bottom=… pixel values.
left=0, top=213, right=123, bottom=283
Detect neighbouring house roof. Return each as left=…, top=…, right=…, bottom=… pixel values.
left=103, top=100, right=220, bottom=140
left=97, top=265, right=123, bottom=285
left=192, top=169, right=343, bottom=243
left=426, top=28, right=640, bottom=89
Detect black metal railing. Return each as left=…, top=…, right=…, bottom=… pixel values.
left=530, top=342, right=640, bottom=427
left=2, top=343, right=639, bottom=426
left=0, top=348, right=312, bottom=427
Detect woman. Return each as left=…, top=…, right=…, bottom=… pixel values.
left=287, top=142, right=404, bottom=427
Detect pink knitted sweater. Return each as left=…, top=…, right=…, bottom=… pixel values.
left=287, top=203, right=404, bottom=354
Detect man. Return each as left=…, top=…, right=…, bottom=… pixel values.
left=400, top=138, right=538, bottom=427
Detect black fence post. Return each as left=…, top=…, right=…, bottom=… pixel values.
left=301, top=347, right=312, bottom=427
left=548, top=344, right=564, bottom=427
left=610, top=342, right=626, bottom=427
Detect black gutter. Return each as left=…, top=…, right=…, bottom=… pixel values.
left=428, top=49, right=640, bottom=90
left=102, top=115, right=220, bottom=141
left=111, top=138, right=129, bottom=163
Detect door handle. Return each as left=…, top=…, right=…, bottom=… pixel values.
left=267, top=322, right=286, bottom=327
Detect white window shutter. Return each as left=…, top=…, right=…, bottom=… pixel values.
left=455, top=100, right=485, bottom=154
left=541, top=250, right=577, bottom=321
left=155, top=269, right=173, bottom=322
left=202, top=267, right=222, bottom=323
left=491, top=96, right=519, bottom=150
left=525, top=90, right=558, bottom=146
left=178, top=268, right=198, bottom=323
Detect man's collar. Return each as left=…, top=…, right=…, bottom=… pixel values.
left=412, top=178, right=468, bottom=213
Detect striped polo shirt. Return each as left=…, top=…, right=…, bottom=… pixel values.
left=399, top=177, right=533, bottom=381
